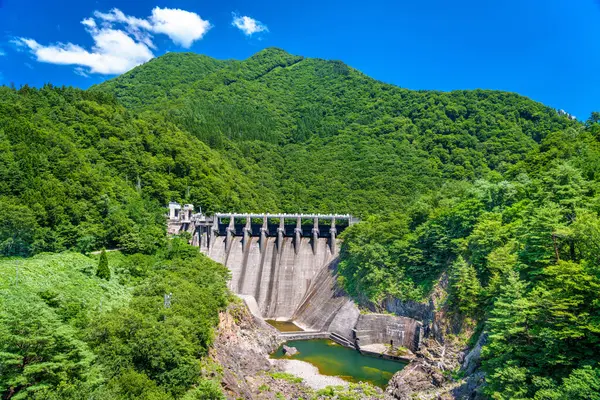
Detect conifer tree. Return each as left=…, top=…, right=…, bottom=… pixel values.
left=483, top=270, right=533, bottom=399
left=97, top=249, right=110, bottom=280
left=448, top=256, right=482, bottom=316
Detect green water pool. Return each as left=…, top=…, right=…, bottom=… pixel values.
left=271, top=339, right=406, bottom=388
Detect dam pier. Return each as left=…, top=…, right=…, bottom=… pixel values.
left=168, top=203, right=422, bottom=363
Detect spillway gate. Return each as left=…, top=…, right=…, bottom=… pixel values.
left=192, top=213, right=357, bottom=256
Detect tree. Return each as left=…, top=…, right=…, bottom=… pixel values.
left=0, top=198, right=39, bottom=257
left=0, top=292, right=93, bottom=399
left=97, top=249, right=110, bottom=280
left=465, top=212, right=508, bottom=278
left=557, top=366, right=600, bottom=400
left=519, top=202, right=566, bottom=275
left=587, top=111, right=600, bottom=126
left=447, top=256, right=482, bottom=316
left=482, top=270, right=534, bottom=399
left=540, top=162, right=588, bottom=221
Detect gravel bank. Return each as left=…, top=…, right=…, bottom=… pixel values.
left=271, top=358, right=349, bottom=390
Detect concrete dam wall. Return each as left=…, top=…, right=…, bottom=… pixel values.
left=198, top=215, right=344, bottom=320
left=168, top=208, right=423, bottom=352
left=205, top=234, right=337, bottom=320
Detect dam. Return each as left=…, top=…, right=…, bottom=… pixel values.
left=168, top=203, right=422, bottom=356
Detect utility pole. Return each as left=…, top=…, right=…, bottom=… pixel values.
left=164, top=293, right=172, bottom=308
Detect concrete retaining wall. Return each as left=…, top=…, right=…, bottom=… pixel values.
left=354, top=314, right=422, bottom=351
left=278, top=332, right=331, bottom=341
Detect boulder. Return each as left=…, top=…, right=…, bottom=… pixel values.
left=282, top=345, right=298, bottom=356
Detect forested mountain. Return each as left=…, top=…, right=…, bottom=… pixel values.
left=93, top=48, right=576, bottom=215
left=1, top=48, right=600, bottom=399
left=0, top=85, right=277, bottom=256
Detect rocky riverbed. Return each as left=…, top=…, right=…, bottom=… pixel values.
left=210, top=300, right=389, bottom=399
left=270, top=359, right=349, bottom=389
left=210, top=296, right=485, bottom=399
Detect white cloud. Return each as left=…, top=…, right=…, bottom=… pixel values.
left=81, top=18, right=97, bottom=29
left=10, top=38, right=29, bottom=51
left=74, top=67, right=89, bottom=77
left=15, top=20, right=154, bottom=75
left=14, top=6, right=212, bottom=75
left=93, top=8, right=155, bottom=48
left=149, top=7, right=212, bottom=48
left=94, top=7, right=211, bottom=49
left=94, top=9, right=152, bottom=30
left=232, top=14, right=268, bottom=36
left=0, top=49, right=5, bottom=56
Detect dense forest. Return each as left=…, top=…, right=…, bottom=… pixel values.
left=0, top=239, right=230, bottom=399
left=1, top=48, right=599, bottom=399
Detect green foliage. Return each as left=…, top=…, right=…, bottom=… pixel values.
left=96, top=249, right=110, bottom=280
left=1, top=48, right=578, bottom=256
left=0, top=291, right=94, bottom=399
left=100, top=369, right=171, bottom=400
left=0, top=198, right=39, bottom=256
left=0, top=253, right=128, bottom=399
left=0, top=244, right=228, bottom=398
left=87, top=250, right=229, bottom=396
left=94, top=48, right=574, bottom=217
left=269, top=371, right=303, bottom=383
left=180, top=380, right=225, bottom=400
left=448, top=256, right=482, bottom=316
left=3, top=48, right=600, bottom=399
left=314, top=383, right=382, bottom=399
left=0, top=84, right=277, bottom=256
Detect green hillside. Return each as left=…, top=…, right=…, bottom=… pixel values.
left=0, top=85, right=277, bottom=256
left=94, top=48, right=577, bottom=215
left=0, top=243, right=230, bottom=399
left=2, top=48, right=600, bottom=399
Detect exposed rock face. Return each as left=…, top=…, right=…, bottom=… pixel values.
left=210, top=302, right=312, bottom=399
left=450, top=333, right=487, bottom=399
left=462, top=333, right=487, bottom=376
left=383, top=274, right=487, bottom=400
left=383, top=297, right=434, bottom=322
left=386, top=337, right=463, bottom=399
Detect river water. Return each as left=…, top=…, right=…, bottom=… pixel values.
left=271, top=339, right=406, bottom=388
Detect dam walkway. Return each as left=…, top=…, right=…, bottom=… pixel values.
left=278, top=331, right=331, bottom=341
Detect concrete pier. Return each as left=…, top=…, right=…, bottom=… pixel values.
left=260, top=216, right=268, bottom=253
left=329, top=217, right=337, bottom=254
left=312, top=217, right=319, bottom=255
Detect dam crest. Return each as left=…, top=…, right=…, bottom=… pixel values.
left=168, top=203, right=422, bottom=354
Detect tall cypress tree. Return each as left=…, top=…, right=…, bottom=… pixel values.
left=96, top=249, right=110, bottom=280
left=448, top=256, right=482, bottom=316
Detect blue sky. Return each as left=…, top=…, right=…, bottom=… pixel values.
left=0, top=0, right=599, bottom=119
